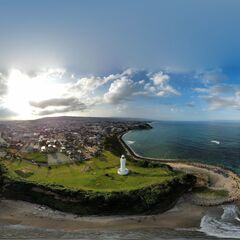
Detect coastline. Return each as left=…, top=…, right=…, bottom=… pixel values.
left=0, top=140, right=195, bottom=215
left=0, top=124, right=240, bottom=238
left=2, top=198, right=238, bottom=239
left=0, top=198, right=208, bottom=232
left=120, top=127, right=240, bottom=206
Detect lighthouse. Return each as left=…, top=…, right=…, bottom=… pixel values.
left=118, top=155, right=129, bottom=176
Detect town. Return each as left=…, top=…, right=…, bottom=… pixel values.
left=0, top=117, right=149, bottom=166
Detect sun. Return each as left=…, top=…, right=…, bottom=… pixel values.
left=4, top=69, right=66, bottom=119
left=5, top=69, right=32, bottom=118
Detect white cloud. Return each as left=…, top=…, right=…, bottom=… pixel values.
left=0, top=68, right=181, bottom=118
left=150, top=72, right=180, bottom=96
left=104, top=78, right=136, bottom=104
left=195, top=84, right=240, bottom=111
left=203, top=95, right=238, bottom=111
left=70, top=76, right=108, bottom=94
left=196, top=69, right=227, bottom=85
left=0, top=73, right=7, bottom=98
left=151, top=72, right=170, bottom=85
left=69, top=68, right=137, bottom=96
left=103, top=70, right=180, bottom=104
left=194, top=87, right=210, bottom=93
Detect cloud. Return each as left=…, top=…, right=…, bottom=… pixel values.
left=187, top=102, right=195, bottom=107
left=195, top=84, right=240, bottom=111
left=195, top=85, right=235, bottom=95
left=202, top=95, right=238, bottom=111
left=30, top=97, right=80, bottom=108
left=196, top=69, right=227, bottom=85
left=151, top=72, right=170, bottom=85
left=34, top=105, right=86, bottom=116
left=70, top=76, right=108, bottom=94
left=149, top=72, right=180, bottom=96
left=104, top=78, right=137, bottom=104
left=0, top=73, right=7, bottom=97
left=103, top=70, right=180, bottom=104
left=30, top=97, right=87, bottom=116
left=194, top=87, right=210, bottom=93
left=69, top=68, right=138, bottom=96
left=0, top=68, right=181, bottom=118
left=0, top=107, right=17, bottom=118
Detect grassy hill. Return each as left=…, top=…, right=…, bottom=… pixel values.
left=1, top=151, right=183, bottom=192
left=0, top=151, right=195, bottom=215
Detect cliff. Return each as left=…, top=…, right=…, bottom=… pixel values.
left=0, top=163, right=195, bottom=215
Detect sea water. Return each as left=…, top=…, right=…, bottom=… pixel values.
left=123, top=121, right=240, bottom=174
left=122, top=121, right=240, bottom=238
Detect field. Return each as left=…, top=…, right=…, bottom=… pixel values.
left=1, top=151, right=184, bottom=192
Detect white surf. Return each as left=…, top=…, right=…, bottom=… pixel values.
left=199, top=205, right=240, bottom=238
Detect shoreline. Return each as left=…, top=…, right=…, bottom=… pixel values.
left=1, top=123, right=239, bottom=218
left=0, top=125, right=240, bottom=237
left=120, top=128, right=240, bottom=206
left=0, top=198, right=208, bottom=231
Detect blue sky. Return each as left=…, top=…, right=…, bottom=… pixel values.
left=0, top=0, right=240, bottom=120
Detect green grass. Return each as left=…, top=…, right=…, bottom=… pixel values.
left=193, top=187, right=229, bottom=199
left=1, top=151, right=183, bottom=192
left=18, top=152, right=48, bottom=163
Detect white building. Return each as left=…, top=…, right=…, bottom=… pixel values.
left=41, top=146, right=46, bottom=153
left=118, top=155, right=129, bottom=176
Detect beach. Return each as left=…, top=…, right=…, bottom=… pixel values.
left=0, top=199, right=205, bottom=230
left=0, top=198, right=211, bottom=238
left=2, top=198, right=240, bottom=239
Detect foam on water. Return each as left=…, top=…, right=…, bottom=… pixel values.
left=211, top=140, right=220, bottom=145
left=199, top=205, right=240, bottom=238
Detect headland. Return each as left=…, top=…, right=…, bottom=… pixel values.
left=0, top=117, right=195, bottom=215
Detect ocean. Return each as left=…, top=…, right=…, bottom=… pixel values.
left=123, top=121, right=240, bottom=174
left=122, top=121, right=240, bottom=239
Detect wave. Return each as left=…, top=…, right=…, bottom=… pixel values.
left=210, top=140, right=220, bottom=145
left=199, top=205, right=240, bottom=238
left=126, top=140, right=135, bottom=145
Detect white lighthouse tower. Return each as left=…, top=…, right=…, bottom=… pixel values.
left=118, top=155, right=129, bottom=176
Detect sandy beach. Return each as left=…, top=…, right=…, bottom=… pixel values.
left=0, top=198, right=207, bottom=231
left=3, top=198, right=240, bottom=239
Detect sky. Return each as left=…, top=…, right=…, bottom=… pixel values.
left=1, top=0, right=240, bottom=120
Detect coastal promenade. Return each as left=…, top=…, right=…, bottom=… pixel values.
left=119, top=131, right=240, bottom=206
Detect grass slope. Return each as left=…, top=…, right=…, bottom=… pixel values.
left=1, top=151, right=184, bottom=192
